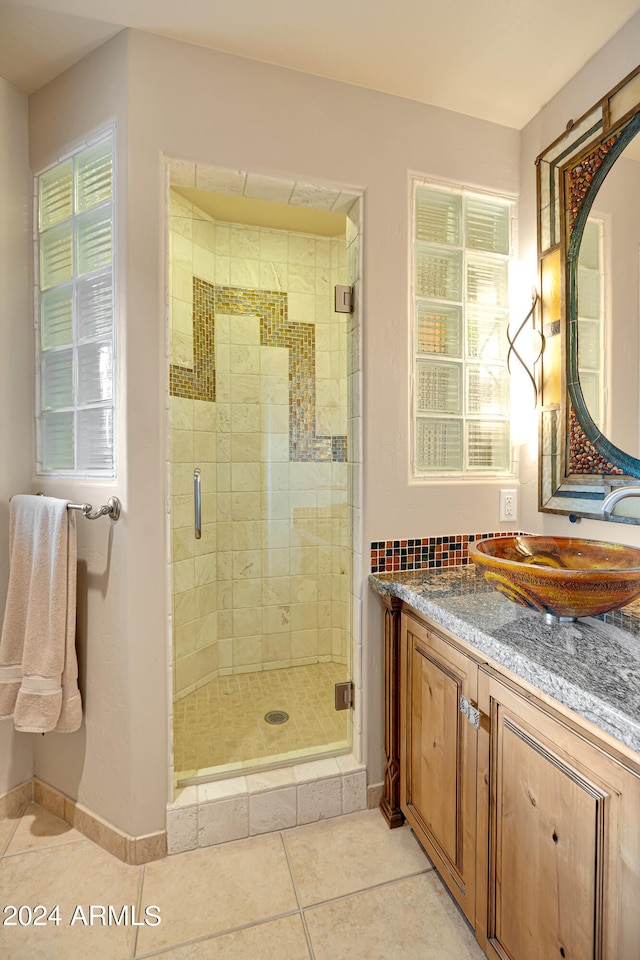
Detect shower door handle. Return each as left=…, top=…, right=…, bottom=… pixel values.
left=194, top=468, right=201, bottom=540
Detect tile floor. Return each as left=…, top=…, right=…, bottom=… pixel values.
left=174, top=661, right=350, bottom=780
left=0, top=804, right=485, bottom=960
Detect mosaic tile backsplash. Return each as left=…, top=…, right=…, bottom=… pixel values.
left=370, top=531, right=524, bottom=574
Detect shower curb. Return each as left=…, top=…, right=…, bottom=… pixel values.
left=167, top=754, right=367, bottom=853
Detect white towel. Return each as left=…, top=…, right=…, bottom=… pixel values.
left=0, top=495, right=81, bottom=733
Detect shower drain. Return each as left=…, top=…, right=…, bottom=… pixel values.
left=264, top=710, right=289, bottom=725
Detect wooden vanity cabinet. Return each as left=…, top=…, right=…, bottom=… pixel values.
left=399, top=612, right=481, bottom=926
left=476, top=667, right=640, bottom=960
left=392, top=603, right=640, bottom=960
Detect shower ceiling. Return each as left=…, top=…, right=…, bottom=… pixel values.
left=2, top=0, right=640, bottom=127
left=172, top=190, right=347, bottom=237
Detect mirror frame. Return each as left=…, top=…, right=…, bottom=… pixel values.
left=537, top=64, right=640, bottom=524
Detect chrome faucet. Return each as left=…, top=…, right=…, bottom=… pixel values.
left=601, top=486, right=640, bottom=517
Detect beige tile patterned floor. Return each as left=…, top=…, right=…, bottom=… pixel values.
left=173, top=661, right=350, bottom=779
left=0, top=805, right=486, bottom=960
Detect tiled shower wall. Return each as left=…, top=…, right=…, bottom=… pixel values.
left=169, top=190, right=354, bottom=701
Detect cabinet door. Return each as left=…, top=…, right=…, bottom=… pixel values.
left=477, top=668, right=640, bottom=960
left=400, top=612, right=478, bottom=925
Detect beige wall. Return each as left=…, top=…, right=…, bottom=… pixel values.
left=127, top=30, right=523, bottom=790
left=13, top=16, right=640, bottom=829
left=0, top=77, right=36, bottom=795
left=519, top=11, right=640, bottom=544
left=25, top=27, right=523, bottom=823
left=29, top=34, right=169, bottom=837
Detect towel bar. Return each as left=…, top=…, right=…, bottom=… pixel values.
left=26, top=493, right=122, bottom=521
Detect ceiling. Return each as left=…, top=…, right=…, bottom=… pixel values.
left=1, top=0, right=640, bottom=128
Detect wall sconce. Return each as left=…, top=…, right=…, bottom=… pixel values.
left=507, top=288, right=544, bottom=405
left=507, top=258, right=544, bottom=447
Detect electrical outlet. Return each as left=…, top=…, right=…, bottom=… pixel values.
left=499, top=488, right=518, bottom=522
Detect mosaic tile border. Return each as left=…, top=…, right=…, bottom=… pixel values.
left=170, top=277, right=216, bottom=401
left=370, top=531, right=525, bottom=574
left=567, top=132, right=622, bottom=234
left=568, top=406, right=623, bottom=475
left=170, top=278, right=347, bottom=462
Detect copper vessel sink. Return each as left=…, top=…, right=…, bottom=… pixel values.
left=469, top=535, right=640, bottom=620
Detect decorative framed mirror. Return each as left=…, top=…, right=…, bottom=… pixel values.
left=537, top=64, right=640, bottom=523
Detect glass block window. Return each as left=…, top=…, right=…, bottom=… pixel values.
left=413, top=181, right=514, bottom=474
left=577, top=217, right=605, bottom=430
left=36, top=129, right=116, bottom=476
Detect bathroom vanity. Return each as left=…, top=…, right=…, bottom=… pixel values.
left=370, top=566, right=640, bottom=960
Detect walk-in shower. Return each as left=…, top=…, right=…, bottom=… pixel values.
left=167, top=165, right=360, bottom=787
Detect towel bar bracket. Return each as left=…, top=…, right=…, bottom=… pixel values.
left=67, top=497, right=121, bottom=521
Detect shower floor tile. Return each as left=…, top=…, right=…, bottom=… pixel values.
left=173, top=661, right=350, bottom=780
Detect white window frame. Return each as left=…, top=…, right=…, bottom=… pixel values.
left=34, top=126, right=117, bottom=478
left=410, top=177, right=516, bottom=479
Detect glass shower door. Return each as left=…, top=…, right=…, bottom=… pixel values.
left=169, top=184, right=354, bottom=785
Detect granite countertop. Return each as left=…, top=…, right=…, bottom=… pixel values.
left=369, top=565, right=640, bottom=757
